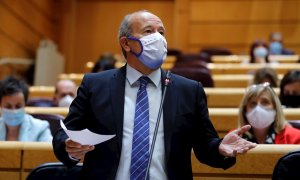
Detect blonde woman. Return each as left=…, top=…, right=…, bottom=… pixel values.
left=238, top=83, right=300, bottom=144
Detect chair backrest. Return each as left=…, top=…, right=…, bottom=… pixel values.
left=272, top=150, right=300, bottom=180
left=167, top=48, right=182, bottom=57
left=30, top=114, right=64, bottom=136
left=171, top=67, right=214, bottom=87
left=27, top=98, right=54, bottom=107
left=200, top=47, right=232, bottom=62
left=200, top=47, right=232, bottom=56
left=177, top=53, right=209, bottom=63
left=288, top=120, right=300, bottom=130
left=171, top=59, right=214, bottom=87
left=173, top=59, right=208, bottom=69
left=26, top=162, right=82, bottom=180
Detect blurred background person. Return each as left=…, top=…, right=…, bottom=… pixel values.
left=269, top=32, right=294, bottom=55
left=0, top=76, right=52, bottom=141
left=251, top=67, right=279, bottom=87
left=249, top=40, right=270, bottom=64
left=26, top=79, right=77, bottom=107
left=53, top=79, right=77, bottom=107
left=280, top=70, right=300, bottom=108
left=91, top=53, right=116, bottom=73
left=238, top=83, right=300, bottom=144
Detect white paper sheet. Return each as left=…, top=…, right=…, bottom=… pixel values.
left=60, top=120, right=115, bottom=145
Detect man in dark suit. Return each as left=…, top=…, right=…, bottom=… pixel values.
left=53, top=10, right=256, bottom=180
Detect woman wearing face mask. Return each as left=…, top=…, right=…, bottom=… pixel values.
left=280, top=70, right=300, bottom=108
left=251, top=67, right=279, bottom=87
left=249, top=40, right=270, bottom=64
left=0, top=77, right=52, bottom=141
left=238, top=83, right=300, bottom=144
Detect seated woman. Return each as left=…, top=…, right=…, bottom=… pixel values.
left=280, top=70, right=300, bottom=108
left=251, top=67, right=279, bottom=87
left=249, top=40, right=270, bottom=64
left=238, top=82, right=300, bottom=144
left=0, top=76, right=52, bottom=141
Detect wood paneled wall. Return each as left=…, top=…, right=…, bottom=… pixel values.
left=0, top=0, right=58, bottom=79
left=0, top=0, right=299, bottom=74
left=0, top=0, right=57, bottom=57
left=174, top=0, right=300, bottom=54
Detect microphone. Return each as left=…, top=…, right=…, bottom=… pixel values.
left=144, top=70, right=171, bottom=179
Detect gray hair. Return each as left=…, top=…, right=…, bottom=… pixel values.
left=118, top=10, right=149, bottom=39
left=118, top=14, right=132, bottom=58
left=118, top=10, right=150, bottom=58
left=118, top=14, right=132, bottom=40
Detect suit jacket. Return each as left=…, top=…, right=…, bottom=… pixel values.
left=0, top=114, right=52, bottom=142
left=53, top=66, right=235, bottom=180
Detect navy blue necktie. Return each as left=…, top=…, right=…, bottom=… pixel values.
left=130, top=76, right=150, bottom=180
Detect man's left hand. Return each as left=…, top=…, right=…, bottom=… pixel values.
left=219, top=125, right=257, bottom=157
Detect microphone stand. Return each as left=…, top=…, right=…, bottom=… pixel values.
left=144, top=70, right=171, bottom=180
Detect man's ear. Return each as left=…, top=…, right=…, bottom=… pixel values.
left=120, top=37, right=131, bottom=53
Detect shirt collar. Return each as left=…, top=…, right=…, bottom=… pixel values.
left=126, top=64, right=161, bottom=87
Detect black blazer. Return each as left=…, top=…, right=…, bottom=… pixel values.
left=53, top=66, right=235, bottom=180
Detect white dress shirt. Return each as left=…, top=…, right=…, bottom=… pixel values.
left=115, top=64, right=167, bottom=180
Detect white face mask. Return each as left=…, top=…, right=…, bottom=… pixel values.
left=58, top=95, right=74, bottom=107
left=254, top=47, right=268, bottom=59
left=246, top=105, right=276, bottom=129
left=128, top=32, right=168, bottom=69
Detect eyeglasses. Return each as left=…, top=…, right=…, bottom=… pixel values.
left=250, top=82, right=270, bottom=88
left=246, top=82, right=272, bottom=92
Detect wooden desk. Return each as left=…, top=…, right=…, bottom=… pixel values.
left=28, top=87, right=281, bottom=109
left=192, top=144, right=300, bottom=179
left=212, top=74, right=283, bottom=88
left=22, top=142, right=57, bottom=179
left=208, top=63, right=300, bottom=75
left=212, top=74, right=253, bottom=87
left=58, top=74, right=84, bottom=86
left=60, top=56, right=176, bottom=85
left=212, top=55, right=300, bottom=64
left=29, top=86, right=55, bottom=99
left=57, top=64, right=293, bottom=88
left=0, top=142, right=23, bottom=180
left=204, top=88, right=280, bottom=108
left=0, top=139, right=298, bottom=179
left=270, top=55, right=300, bottom=63
left=25, top=107, right=69, bottom=116
left=165, top=55, right=177, bottom=63
left=23, top=106, right=300, bottom=138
